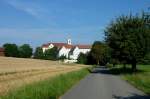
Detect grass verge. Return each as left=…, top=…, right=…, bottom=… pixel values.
left=122, top=65, right=150, bottom=95
left=0, top=68, right=89, bottom=99
left=109, top=65, right=150, bottom=95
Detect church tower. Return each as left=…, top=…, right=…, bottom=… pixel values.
left=67, top=38, right=72, bottom=45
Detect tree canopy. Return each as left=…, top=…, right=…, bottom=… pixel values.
left=3, top=43, right=19, bottom=57
left=90, top=41, right=109, bottom=65
left=19, top=44, right=33, bottom=58
left=105, top=14, right=150, bottom=71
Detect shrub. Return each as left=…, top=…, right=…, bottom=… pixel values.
left=44, top=47, right=58, bottom=60
left=59, top=55, right=67, bottom=61
left=77, top=53, right=87, bottom=64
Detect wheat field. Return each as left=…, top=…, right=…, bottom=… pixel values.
left=0, top=56, right=87, bottom=95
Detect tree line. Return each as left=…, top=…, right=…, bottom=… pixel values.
left=2, top=11, right=150, bottom=72
left=77, top=41, right=110, bottom=65
left=3, top=43, right=33, bottom=58
left=34, top=46, right=58, bottom=60
left=77, top=12, right=150, bottom=72
left=2, top=43, right=59, bottom=60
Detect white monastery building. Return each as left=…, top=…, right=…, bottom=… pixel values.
left=42, top=39, right=91, bottom=60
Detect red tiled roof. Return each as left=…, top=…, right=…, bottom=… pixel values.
left=42, top=43, right=91, bottom=49
left=75, top=45, right=91, bottom=49
left=42, top=44, right=49, bottom=47
left=42, top=43, right=73, bottom=49
left=64, top=44, right=73, bottom=49
left=51, top=43, right=67, bottom=48
left=0, top=48, right=4, bottom=52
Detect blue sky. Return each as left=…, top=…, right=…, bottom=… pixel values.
left=0, top=0, right=149, bottom=48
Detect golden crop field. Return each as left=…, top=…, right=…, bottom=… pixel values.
left=0, top=56, right=87, bottom=95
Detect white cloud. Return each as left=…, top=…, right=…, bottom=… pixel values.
left=4, top=0, right=46, bottom=19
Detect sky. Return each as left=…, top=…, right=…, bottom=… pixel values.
left=0, top=0, right=149, bottom=48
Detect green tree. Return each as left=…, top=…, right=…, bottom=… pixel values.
left=107, top=48, right=120, bottom=67
left=19, top=44, right=33, bottom=58
left=139, top=52, right=150, bottom=64
left=105, top=14, right=150, bottom=71
left=3, top=43, right=19, bottom=57
left=77, top=53, right=87, bottom=64
left=44, top=47, right=58, bottom=60
left=34, top=47, right=44, bottom=59
left=90, top=41, right=109, bottom=65
left=86, top=52, right=97, bottom=65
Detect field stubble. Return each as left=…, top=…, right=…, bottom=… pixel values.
left=0, top=57, right=87, bottom=95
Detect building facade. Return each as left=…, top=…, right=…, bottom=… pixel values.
left=0, top=48, right=5, bottom=56
left=42, top=39, right=91, bottom=60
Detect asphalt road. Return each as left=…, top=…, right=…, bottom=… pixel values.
left=61, top=67, right=150, bottom=99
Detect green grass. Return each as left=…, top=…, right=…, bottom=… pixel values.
left=109, top=64, right=150, bottom=95
left=123, top=65, right=150, bottom=95
left=0, top=68, right=89, bottom=99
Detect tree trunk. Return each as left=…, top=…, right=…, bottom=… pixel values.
left=131, top=60, right=137, bottom=72
left=123, top=64, right=126, bottom=69
left=113, top=63, right=115, bottom=67
left=97, top=60, right=99, bottom=66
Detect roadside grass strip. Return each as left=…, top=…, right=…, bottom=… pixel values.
left=0, top=68, right=89, bottom=99
left=109, top=64, right=150, bottom=95
left=122, top=65, right=150, bottom=95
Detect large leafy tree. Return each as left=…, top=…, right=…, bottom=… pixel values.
left=105, top=14, right=150, bottom=71
left=3, top=43, right=19, bottom=57
left=90, top=41, right=109, bottom=65
left=19, top=44, right=33, bottom=58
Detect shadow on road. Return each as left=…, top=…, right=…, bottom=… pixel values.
left=90, top=66, right=145, bottom=75
left=90, top=66, right=112, bottom=75
left=113, top=93, right=150, bottom=99
left=90, top=66, right=150, bottom=99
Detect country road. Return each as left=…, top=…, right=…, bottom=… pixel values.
left=61, top=67, right=150, bottom=99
